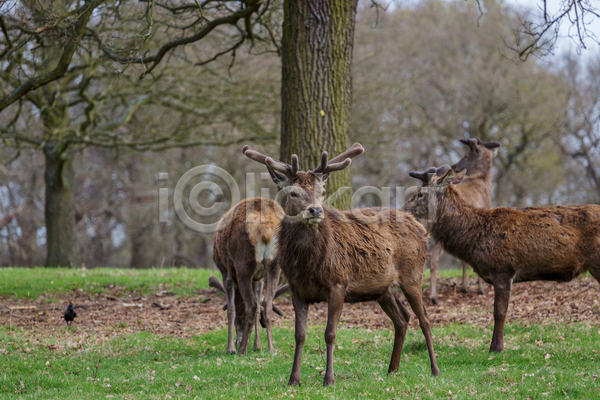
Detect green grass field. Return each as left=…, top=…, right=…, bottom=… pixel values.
left=0, top=267, right=214, bottom=299
left=1, top=268, right=599, bottom=399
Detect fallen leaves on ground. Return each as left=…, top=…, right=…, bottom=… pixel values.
left=1, top=276, right=598, bottom=344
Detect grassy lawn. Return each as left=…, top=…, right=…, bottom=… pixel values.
left=0, top=267, right=472, bottom=300
left=1, top=322, right=599, bottom=399
left=1, top=267, right=599, bottom=399
left=0, top=267, right=214, bottom=299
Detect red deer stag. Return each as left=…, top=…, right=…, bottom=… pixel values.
left=243, top=143, right=440, bottom=386
left=213, top=197, right=284, bottom=354
left=404, top=165, right=600, bottom=352
left=427, top=138, right=500, bottom=303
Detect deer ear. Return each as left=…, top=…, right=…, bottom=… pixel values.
left=436, top=168, right=455, bottom=187
left=451, top=169, right=466, bottom=185
left=268, top=166, right=289, bottom=188
left=489, top=147, right=499, bottom=158
left=320, top=173, right=330, bottom=183
left=404, top=186, right=419, bottom=199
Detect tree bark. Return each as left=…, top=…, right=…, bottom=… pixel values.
left=44, top=143, right=79, bottom=267
left=280, top=0, right=358, bottom=209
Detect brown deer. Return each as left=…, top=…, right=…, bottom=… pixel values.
left=213, top=197, right=285, bottom=354
left=404, top=165, right=600, bottom=352
left=243, top=143, right=440, bottom=386
left=428, top=138, right=500, bottom=303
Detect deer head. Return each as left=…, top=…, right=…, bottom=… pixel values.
left=403, top=165, right=466, bottom=220
left=451, top=138, right=500, bottom=175
left=242, top=143, right=365, bottom=224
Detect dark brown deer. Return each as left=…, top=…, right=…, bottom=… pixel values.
left=404, top=165, right=600, bottom=352
left=213, top=197, right=285, bottom=354
left=428, top=138, right=500, bottom=303
left=243, top=143, right=440, bottom=386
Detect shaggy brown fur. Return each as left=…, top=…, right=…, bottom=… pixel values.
left=212, top=197, right=284, bottom=355
left=244, top=144, right=440, bottom=387
left=404, top=166, right=600, bottom=353
left=428, top=138, right=500, bottom=303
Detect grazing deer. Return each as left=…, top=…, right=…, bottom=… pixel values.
left=243, top=143, right=440, bottom=386
left=213, top=197, right=285, bottom=354
left=208, top=275, right=289, bottom=327
left=404, top=165, right=600, bottom=352
left=428, top=138, right=500, bottom=303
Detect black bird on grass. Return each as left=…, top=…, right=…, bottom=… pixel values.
left=64, top=303, right=77, bottom=325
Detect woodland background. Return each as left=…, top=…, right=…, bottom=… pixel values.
left=1, top=0, right=599, bottom=268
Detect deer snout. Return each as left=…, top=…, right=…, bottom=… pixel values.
left=308, top=207, right=323, bottom=218
left=302, top=206, right=324, bottom=224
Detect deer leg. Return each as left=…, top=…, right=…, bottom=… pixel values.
left=262, top=262, right=281, bottom=353
left=461, top=261, right=469, bottom=293
left=588, top=265, right=600, bottom=283
left=477, top=276, right=486, bottom=295
left=429, top=242, right=443, bottom=305
left=289, top=294, right=309, bottom=386
left=490, top=276, right=512, bottom=353
left=234, top=287, right=244, bottom=348
left=252, top=279, right=264, bottom=351
left=236, top=270, right=258, bottom=356
left=401, top=284, right=441, bottom=376
left=323, top=286, right=345, bottom=386
left=377, top=291, right=409, bottom=373
left=224, top=276, right=237, bottom=355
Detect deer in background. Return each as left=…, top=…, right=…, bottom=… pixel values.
left=213, top=197, right=284, bottom=354
left=208, top=275, right=289, bottom=337
left=404, top=165, right=600, bottom=352
left=244, top=143, right=440, bottom=386
left=427, top=138, right=500, bottom=303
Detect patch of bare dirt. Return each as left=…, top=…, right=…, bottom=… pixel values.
left=1, top=277, right=599, bottom=343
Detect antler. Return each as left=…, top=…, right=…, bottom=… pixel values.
left=434, top=165, right=452, bottom=177
left=408, top=167, right=437, bottom=184
left=242, top=145, right=299, bottom=180
left=313, top=143, right=365, bottom=174
left=459, top=138, right=478, bottom=148
left=475, top=138, right=501, bottom=149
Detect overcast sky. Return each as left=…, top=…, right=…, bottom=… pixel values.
left=505, top=0, right=600, bottom=61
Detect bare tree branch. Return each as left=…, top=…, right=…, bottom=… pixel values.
left=90, top=1, right=262, bottom=78
left=0, top=0, right=105, bottom=112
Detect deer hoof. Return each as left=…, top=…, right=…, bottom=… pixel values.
left=323, top=376, right=335, bottom=386
left=431, top=297, right=439, bottom=305
left=432, top=367, right=441, bottom=376
left=489, top=344, right=503, bottom=353
left=460, top=286, right=468, bottom=293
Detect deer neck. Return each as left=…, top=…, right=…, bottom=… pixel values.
left=430, top=186, right=484, bottom=256
left=278, top=213, right=332, bottom=262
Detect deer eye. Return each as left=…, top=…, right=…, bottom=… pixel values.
left=289, top=192, right=298, bottom=198
left=417, top=192, right=424, bottom=198
left=322, top=190, right=326, bottom=196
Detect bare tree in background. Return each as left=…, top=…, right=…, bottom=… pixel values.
left=560, top=53, right=600, bottom=202
left=508, top=0, right=600, bottom=60
left=0, top=0, right=280, bottom=266
left=352, top=0, right=573, bottom=207
left=0, top=0, right=280, bottom=110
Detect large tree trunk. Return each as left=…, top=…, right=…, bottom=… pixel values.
left=280, top=0, right=358, bottom=209
left=44, top=143, right=79, bottom=267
